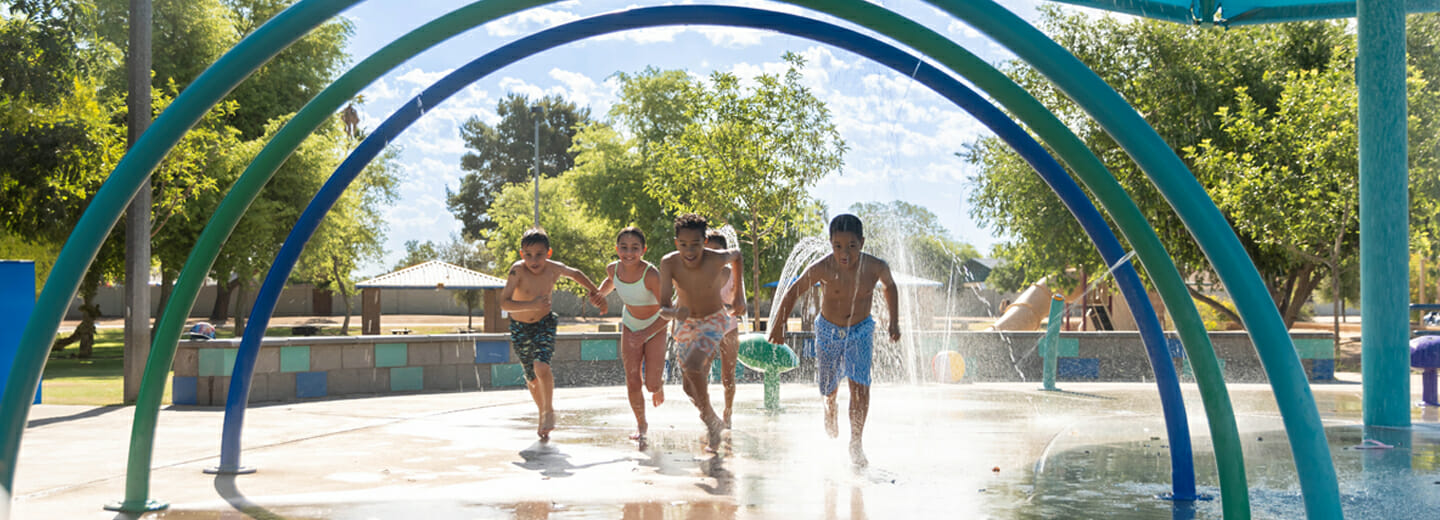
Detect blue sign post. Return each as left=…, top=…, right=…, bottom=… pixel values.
left=1, top=261, right=37, bottom=403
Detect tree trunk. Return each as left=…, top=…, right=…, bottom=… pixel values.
left=467, top=302, right=475, bottom=330
left=154, top=266, right=173, bottom=337
left=1188, top=285, right=1243, bottom=328
left=54, top=269, right=104, bottom=358
left=334, top=259, right=352, bottom=336
left=1280, top=266, right=1321, bottom=330
left=750, top=215, right=762, bottom=325
left=233, top=283, right=247, bottom=333
left=211, top=277, right=234, bottom=325
left=1331, top=259, right=1341, bottom=353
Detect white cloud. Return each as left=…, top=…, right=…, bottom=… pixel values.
left=396, top=67, right=454, bottom=87
left=484, top=6, right=582, bottom=38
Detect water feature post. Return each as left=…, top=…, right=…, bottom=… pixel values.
left=1042, top=293, right=1064, bottom=391
left=0, top=262, right=36, bottom=403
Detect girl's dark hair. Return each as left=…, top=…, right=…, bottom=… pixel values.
left=829, top=214, right=864, bottom=239
left=616, top=226, right=646, bottom=247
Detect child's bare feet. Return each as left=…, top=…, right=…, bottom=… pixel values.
left=849, top=440, right=867, bottom=468
left=824, top=399, right=839, bottom=438
left=539, top=411, right=556, bottom=440
left=704, top=416, right=725, bottom=453
left=652, top=387, right=665, bottom=407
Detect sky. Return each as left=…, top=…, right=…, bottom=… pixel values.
left=339, top=0, right=1094, bottom=277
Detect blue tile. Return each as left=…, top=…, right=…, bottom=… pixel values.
left=475, top=341, right=510, bottom=364
left=1309, top=359, right=1335, bottom=381
left=172, top=376, right=198, bottom=405
left=296, top=372, right=327, bottom=398
left=1057, top=358, right=1100, bottom=379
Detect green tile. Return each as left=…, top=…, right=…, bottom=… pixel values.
left=580, top=339, right=618, bottom=361
left=199, top=348, right=237, bottom=377
left=491, top=364, right=526, bottom=387
left=391, top=367, right=423, bottom=391
left=375, top=343, right=408, bottom=368
left=1293, top=338, right=1335, bottom=360
left=1058, top=338, right=1080, bottom=358
left=280, top=346, right=310, bottom=373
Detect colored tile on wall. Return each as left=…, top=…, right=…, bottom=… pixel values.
left=391, top=366, right=423, bottom=391
left=1293, top=338, right=1335, bottom=360
left=172, top=376, right=198, bottom=405
left=1058, top=338, right=1080, bottom=358
left=475, top=341, right=510, bottom=364
left=1166, top=337, right=1185, bottom=359
left=280, top=346, right=311, bottom=373
left=199, top=348, right=238, bottom=377
left=491, top=364, right=526, bottom=387
left=296, top=372, right=327, bottom=398
left=1057, top=358, right=1100, bottom=379
left=375, top=343, right=408, bottom=368
left=581, top=339, right=618, bottom=361
left=1309, top=359, right=1335, bottom=381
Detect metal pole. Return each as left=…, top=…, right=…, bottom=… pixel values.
left=532, top=105, right=541, bottom=228
left=123, top=0, right=153, bottom=406
left=1357, top=0, right=1410, bottom=428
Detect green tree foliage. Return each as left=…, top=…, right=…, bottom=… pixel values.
left=448, top=93, right=593, bottom=239
left=964, top=8, right=1440, bottom=328
left=93, top=0, right=235, bottom=92
left=847, top=201, right=978, bottom=289
left=566, top=122, right=673, bottom=262
left=637, top=52, right=847, bottom=318
left=221, top=0, right=353, bottom=140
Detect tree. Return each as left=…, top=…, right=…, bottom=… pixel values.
left=638, top=52, right=847, bottom=319
left=566, top=122, right=675, bottom=263
left=447, top=93, right=593, bottom=239
left=963, top=8, right=1440, bottom=328
left=847, top=201, right=979, bottom=289
left=221, top=0, right=353, bottom=140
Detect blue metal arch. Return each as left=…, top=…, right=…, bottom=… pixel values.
left=221, top=5, right=1197, bottom=499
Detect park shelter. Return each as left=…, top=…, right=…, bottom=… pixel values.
left=355, top=260, right=506, bottom=334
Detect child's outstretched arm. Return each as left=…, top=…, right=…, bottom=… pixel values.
left=559, top=263, right=606, bottom=314
left=657, top=256, right=686, bottom=321
left=594, top=262, right=617, bottom=298
left=877, top=261, right=901, bottom=342
left=726, top=248, right=746, bottom=317
left=767, top=260, right=822, bottom=345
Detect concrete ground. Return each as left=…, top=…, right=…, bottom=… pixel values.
left=8, top=373, right=1440, bottom=519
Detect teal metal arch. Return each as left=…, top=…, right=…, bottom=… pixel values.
left=0, top=0, right=1345, bottom=518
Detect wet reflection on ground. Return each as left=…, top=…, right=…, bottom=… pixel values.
left=58, top=384, right=1440, bottom=519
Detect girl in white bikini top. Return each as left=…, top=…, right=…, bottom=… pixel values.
left=595, top=228, right=664, bottom=332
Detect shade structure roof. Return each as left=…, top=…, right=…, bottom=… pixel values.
left=356, top=260, right=506, bottom=290
left=1050, top=0, right=1440, bottom=25
left=762, top=271, right=942, bottom=288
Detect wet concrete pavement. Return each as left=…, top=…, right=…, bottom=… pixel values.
left=9, top=377, right=1440, bottom=519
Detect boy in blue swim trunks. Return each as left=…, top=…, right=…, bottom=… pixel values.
left=768, top=214, right=900, bottom=467
left=501, top=228, right=605, bottom=440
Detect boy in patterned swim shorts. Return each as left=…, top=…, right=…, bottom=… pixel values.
left=501, top=228, right=605, bottom=440
left=768, top=214, right=900, bottom=467
left=659, top=214, right=745, bottom=452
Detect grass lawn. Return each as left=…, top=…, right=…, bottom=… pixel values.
left=43, top=329, right=172, bottom=406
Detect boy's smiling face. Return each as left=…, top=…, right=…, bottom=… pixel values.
left=616, top=234, right=645, bottom=265
left=830, top=231, right=863, bottom=270
left=520, top=243, right=550, bottom=274
left=674, top=228, right=706, bottom=269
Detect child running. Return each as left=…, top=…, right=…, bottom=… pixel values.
left=659, top=214, right=745, bottom=452
left=594, top=227, right=668, bottom=444
left=705, top=229, right=745, bottom=428
left=767, top=214, right=900, bottom=467
left=500, top=227, right=606, bottom=441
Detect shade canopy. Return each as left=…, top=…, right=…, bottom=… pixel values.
left=356, top=260, right=506, bottom=290
left=1050, top=0, right=1440, bottom=25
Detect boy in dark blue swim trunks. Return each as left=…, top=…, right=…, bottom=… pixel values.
left=501, top=228, right=605, bottom=440
left=768, top=214, right=900, bottom=467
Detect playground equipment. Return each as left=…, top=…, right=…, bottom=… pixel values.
left=736, top=333, right=799, bottom=410
left=6, top=1, right=1389, bottom=518
left=988, top=278, right=1057, bottom=332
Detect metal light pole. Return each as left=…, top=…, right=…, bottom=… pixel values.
left=531, top=105, right=542, bottom=228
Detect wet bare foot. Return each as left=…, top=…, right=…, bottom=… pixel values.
left=539, top=411, right=556, bottom=440
left=652, top=387, right=665, bottom=407
left=704, top=417, right=725, bottom=454
left=629, top=431, right=646, bottom=441
left=723, top=407, right=733, bottom=429
left=824, top=400, right=839, bottom=438
left=850, top=440, right=868, bottom=468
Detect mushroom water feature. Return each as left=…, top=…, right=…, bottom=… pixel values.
left=737, top=333, right=799, bottom=410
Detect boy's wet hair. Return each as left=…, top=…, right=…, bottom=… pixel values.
left=705, top=229, right=727, bottom=248
left=829, top=214, right=864, bottom=239
left=521, top=227, right=550, bottom=249
left=616, top=226, right=646, bottom=247
left=674, top=213, right=708, bottom=236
